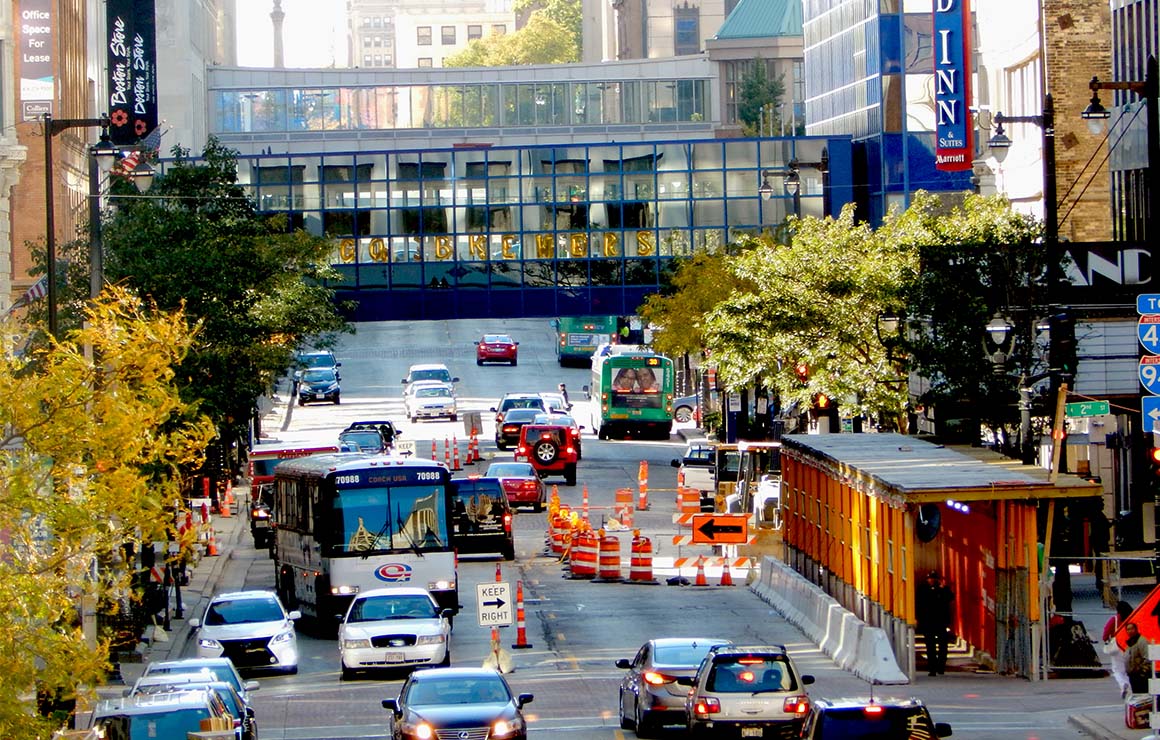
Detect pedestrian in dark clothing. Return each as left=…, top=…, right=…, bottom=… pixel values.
left=558, top=383, right=570, bottom=407
left=1125, top=622, right=1153, bottom=694
left=917, top=569, right=954, bottom=676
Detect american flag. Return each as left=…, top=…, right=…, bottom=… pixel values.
left=115, top=126, right=164, bottom=175
left=4, top=276, right=48, bottom=316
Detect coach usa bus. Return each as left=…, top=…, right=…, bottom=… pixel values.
left=270, top=453, right=458, bottom=625
left=587, top=350, right=675, bottom=440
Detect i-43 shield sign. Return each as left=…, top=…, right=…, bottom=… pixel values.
left=1140, top=316, right=1160, bottom=354
left=1141, top=356, right=1160, bottom=396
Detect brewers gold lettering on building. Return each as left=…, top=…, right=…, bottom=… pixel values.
left=336, top=231, right=657, bottom=263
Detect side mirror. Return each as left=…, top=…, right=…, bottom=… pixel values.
left=335, top=361, right=342, bottom=367
left=801, top=674, right=815, bottom=685
left=671, top=459, right=681, bottom=468
left=243, top=680, right=260, bottom=692
left=452, top=377, right=460, bottom=383
left=935, top=722, right=953, bottom=737
left=382, top=698, right=400, bottom=714
left=288, top=610, right=302, bottom=621
left=490, top=407, right=498, bottom=413
left=615, top=659, right=632, bottom=669
left=441, top=608, right=454, bottom=618
left=517, top=693, right=534, bottom=708
left=474, top=341, right=480, bottom=345
left=401, top=378, right=409, bottom=384
left=334, top=613, right=345, bottom=623
left=515, top=341, right=520, bottom=345
left=675, top=676, right=695, bottom=687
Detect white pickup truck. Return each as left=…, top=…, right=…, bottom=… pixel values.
left=671, top=442, right=717, bottom=511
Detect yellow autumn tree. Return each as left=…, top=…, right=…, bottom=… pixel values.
left=0, top=286, right=215, bottom=738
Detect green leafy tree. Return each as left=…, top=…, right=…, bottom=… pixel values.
left=514, top=0, right=582, bottom=47
left=737, top=59, right=785, bottom=136
left=0, top=287, right=214, bottom=738
left=94, top=137, right=351, bottom=454
left=445, top=12, right=579, bottom=66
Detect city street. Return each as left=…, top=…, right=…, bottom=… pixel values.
left=158, top=319, right=1125, bottom=739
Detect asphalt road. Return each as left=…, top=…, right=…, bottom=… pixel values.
left=182, top=318, right=1112, bottom=739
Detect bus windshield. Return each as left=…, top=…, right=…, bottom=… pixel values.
left=609, top=362, right=666, bottom=409
left=331, top=485, right=448, bottom=553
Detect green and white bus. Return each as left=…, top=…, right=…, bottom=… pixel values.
left=587, top=348, right=675, bottom=440
left=554, top=316, right=618, bottom=366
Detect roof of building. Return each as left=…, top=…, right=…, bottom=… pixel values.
left=715, top=0, right=803, bottom=40
left=781, top=433, right=1100, bottom=502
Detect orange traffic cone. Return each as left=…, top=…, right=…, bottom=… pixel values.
left=206, top=531, right=220, bottom=556
left=719, top=560, right=734, bottom=586
left=694, top=556, right=708, bottom=586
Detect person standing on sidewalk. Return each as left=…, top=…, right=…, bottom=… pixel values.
left=1103, top=600, right=1133, bottom=698
left=917, top=569, right=954, bottom=676
left=1125, top=622, right=1153, bottom=695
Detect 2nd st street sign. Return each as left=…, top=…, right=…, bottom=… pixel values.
left=1065, top=401, right=1110, bottom=417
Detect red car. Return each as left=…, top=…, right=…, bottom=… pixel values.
left=475, top=334, right=519, bottom=365
left=515, top=423, right=579, bottom=486
left=533, top=412, right=584, bottom=460
left=485, top=461, right=548, bottom=512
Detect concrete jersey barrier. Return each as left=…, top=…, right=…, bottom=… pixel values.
left=751, top=556, right=908, bottom=685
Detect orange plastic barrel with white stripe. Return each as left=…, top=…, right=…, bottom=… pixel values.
left=615, top=488, right=634, bottom=527
left=629, top=532, right=655, bottom=583
left=596, top=531, right=622, bottom=581
left=677, top=487, right=701, bottom=514
left=569, top=529, right=598, bottom=579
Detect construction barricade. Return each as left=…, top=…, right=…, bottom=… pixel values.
left=569, top=528, right=598, bottom=579
left=614, top=488, right=634, bottom=528
left=596, top=530, right=622, bottom=582
left=677, top=487, right=701, bottom=514
left=638, top=460, right=649, bottom=510
left=629, top=531, right=657, bottom=584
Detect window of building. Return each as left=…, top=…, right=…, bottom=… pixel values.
left=492, top=24, right=507, bottom=35
left=363, top=17, right=371, bottom=26
left=372, top=16, right=381, bottom=27
left=673, top=6, right=700, bottom=55
left=468, top=24, right=482, bottom=40
left=363, top=54, right=372, bottom=67
left=442, top=26, right=456, bottom=45
left=418, top=26, right=432, bottom=45
left=373, top=36, right=382, bottom=47
left=374, top=55, right=382, bottom=67
left=418, top=58, right=433, bottom=68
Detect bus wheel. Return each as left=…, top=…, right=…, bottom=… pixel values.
left=597, top=426, right=608, bottom=440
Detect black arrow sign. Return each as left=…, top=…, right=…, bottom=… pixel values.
left=483, top=597, right=506, bottom=609
left=697, top=518, right=743, bottom=540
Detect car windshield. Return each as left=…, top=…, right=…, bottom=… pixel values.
left=95, top=707, right=215, bottom=739
left=686, top=447, right=714, bottom=464
left=340, top=431, right=382, bottom=450
left=417, top=387, right=452, bottom=398
left=504, top=409, right=541, bottom=422
left=145, top=664, right=241, bottom=695
left=349, top=594, right=438, bottom=622
left=483, top=335, right=512, bottom=343
left=205, top=596, right=284, bottom=625
left=412, top=369, right=451, bottom=383
left=707, top=656, right=795, bottom=692
left=300, top=354, right=335, bottom=368
left=654, top=641, right=727, bottom=666
left=487, top=463, right=536, bottom=477
left=302, top=368, right=336, bottom=383
left=502, top=398, right=544, bottom=411
left=406, top=676, right=511, bottom=706
left=816, top=707, right=936, bottom=739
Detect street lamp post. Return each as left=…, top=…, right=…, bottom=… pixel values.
left=1081, top=55, right=1159, bottom=243
left=43, top=114, right=118, bottom=338
left=757, top=149, right=829, bottom=220
left=987, top=94, right=1057, bottom=249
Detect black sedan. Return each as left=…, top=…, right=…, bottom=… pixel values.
left=495, top=407, right=542, bottom=450
left=383, top=666, right=533, bottom=740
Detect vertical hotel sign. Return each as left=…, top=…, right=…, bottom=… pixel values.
left=933, top=0, right=973, bottom=171
left=18, top=0, right=53, bottom=120
left=106, top=0, right=158, bottom=145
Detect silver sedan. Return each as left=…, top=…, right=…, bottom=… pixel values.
left=616, top=637, right=732, bottom=736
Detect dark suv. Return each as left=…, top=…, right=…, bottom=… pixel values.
left=679, top=644, right=814, bottom=738
left=450, top=477, right=515, bottom=560
left=515, top=423, right=578, bottom=486
left=801, top=697, right=953, bottom=739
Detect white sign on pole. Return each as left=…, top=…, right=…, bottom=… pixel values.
left=476, top=582, right=513, bottom=627
left=395, top=439, right=416, bottom=457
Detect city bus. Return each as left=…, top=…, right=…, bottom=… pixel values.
left=587, top=350, right=675, bottom=440
left=554, top=316, right=618, bottom=365
left=270, top=452, right=458, bottom=626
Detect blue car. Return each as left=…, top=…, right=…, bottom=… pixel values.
left=297, top=367, right=340, bottom=405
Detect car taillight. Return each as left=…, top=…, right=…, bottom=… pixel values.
left=503, top=424, right=517, bottom=433
left=566, top=445, right=575, bottom=454
left=540, top=432, right=552, bottom=440
left=863, top=704, right=884, bottom=715
left=517, top=446, right=527, bottom=456
left=522, top=481, right=538, bottom=492
left=642, top=671, right=671, bottom=685
left=784, top=696, right=810, bottom=714
left=496, top=413, right=505, bottom=423
left=693, top=697, right=721, bottom=716
left=504, top=513, right=512, bottom=532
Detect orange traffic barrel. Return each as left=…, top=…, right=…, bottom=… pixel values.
left=615, top=488, right=634, bottom=527
left=569, top=529, right=598, bottom=579
left=629, top=532, right=656, bottom=583
left=550, top=512, right=572, bottom=556
left=596, top=531, right=622, bottom=582
left=678, top=487, right=701, bottom=514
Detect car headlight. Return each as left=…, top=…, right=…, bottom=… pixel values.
left=493, top=716, right=525, bottom=737
left=416, top=634, right=445, bottom=646
left=400, top=721, right=434, bottom=740
left=198, top=637, right=222, bottom=650
left=429, top=580, right=455, bottom=591
left=271, top=629, right=295, bottom=645
left=342, top=637, right=372, bottom=650
left=331, top=584, right=359, bottom=595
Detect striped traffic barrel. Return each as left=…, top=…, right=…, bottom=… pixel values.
left=615, top=488, right=634, bottom=527
left=596, top=530, right=622, bottom=582
left=569, top=529, right=598, bottom=579
left=677, top=487, right=701, bottom=514
left=629, top=532, right=655, bottom=583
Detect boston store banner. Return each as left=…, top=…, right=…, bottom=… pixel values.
left=106, top=0, right=158, bottom=146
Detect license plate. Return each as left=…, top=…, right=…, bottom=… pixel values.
left=315, top=393, right=325, bottom=399
left=383, top=652, right=405, bottom=663
left=741, top=729, right=763, bottom=738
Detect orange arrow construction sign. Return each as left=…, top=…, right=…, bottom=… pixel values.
left=691, top=514, right=748, bottom=545
left=1114, top=582, right=1160, bottom=649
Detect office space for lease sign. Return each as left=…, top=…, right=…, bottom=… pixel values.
left=19, top=0, right=53, bottom=120
left=933, top=0, right=973, bottom=172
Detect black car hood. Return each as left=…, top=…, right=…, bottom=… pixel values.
left=405, top=702, right=515, bottom=727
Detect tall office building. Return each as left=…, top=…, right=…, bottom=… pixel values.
left=348, top=0, right=515, bottom=70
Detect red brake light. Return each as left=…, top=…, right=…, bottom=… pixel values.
left=738, top=670, right=756, bottom=683
left=504, top=513, right=512, bottom=532
left=694, top=697, right=721, bottom=716
left=642, top=671, right=669, bottom=685
left=784, top=696, right=810, bottom=714
left=863, top=704, right=885, bottom=715
left=737, top=658, right=764, bottom=664
left=540, top=432, right=552, bottom=440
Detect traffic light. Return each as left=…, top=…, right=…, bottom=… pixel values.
left=1048, top=311, right=1077, bottom=379
left=1148, top=447, right=1160, bottom=477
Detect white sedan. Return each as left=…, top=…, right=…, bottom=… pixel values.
left=338, top=587, right=452, bottom=679
left=402, top=381, right=459, bottom=422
